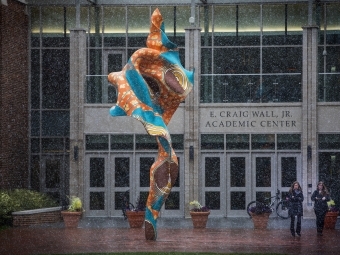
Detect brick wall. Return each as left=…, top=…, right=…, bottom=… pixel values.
left=0, top=0, right=29, bottom=189
left=12, top=208, right=63, bottom=227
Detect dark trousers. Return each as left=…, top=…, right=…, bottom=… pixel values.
left=290, top=215, right=301, bottom=234
left=315, top=210, right=327, bottom=233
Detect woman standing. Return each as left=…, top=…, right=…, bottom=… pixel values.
left=311, top=181, right=330, bottom=236
left=287, top=181, right=304, bottom=237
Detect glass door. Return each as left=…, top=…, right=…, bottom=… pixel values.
left=111, top=153, right=133, bottom=217
left=85, top=154, right=108, bottom=217
left=41, top=155, right=69, bottom=206
left=136, top=154, right=155, bottom=214
left=251, top=154, right=275, bottom=204
left=202, top=153, right=224, bottom=217
left=226, top=153, right=250, bottom=217
left=278, top=153, right=301, bottom=199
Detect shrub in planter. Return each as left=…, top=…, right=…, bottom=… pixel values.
left=189, top=200, right=210, bottom=228
left=61, top=196, right=84, bottom=228
left=325, top=199, right=339, bottom=229
left=125, top=196, right=146, bottom=228
left=0, top=189, right=58, bottom=226
left=247, top=202, right=273, bottom=229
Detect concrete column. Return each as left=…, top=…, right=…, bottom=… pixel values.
left=184, top=27, right=201, bottom=217
left=302, top=26, right=318, bottom=218
left=69, top=29, right=87, bottom=201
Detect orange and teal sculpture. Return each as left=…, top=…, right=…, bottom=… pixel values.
left=108, top=8, right=194, bottom=240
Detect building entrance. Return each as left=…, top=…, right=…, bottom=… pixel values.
left=84, top=153, right=184, bottom=217
left=202, top=152, right=301, bottom=217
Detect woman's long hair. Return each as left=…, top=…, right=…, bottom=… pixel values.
left=289, top=181, right=302, bottom=193
left=317, top=181, right=329, bottom=196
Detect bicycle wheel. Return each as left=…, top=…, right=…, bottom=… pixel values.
left=276, top=201, right=289, bottom=219
left=246, top=201, right=261, bottom=217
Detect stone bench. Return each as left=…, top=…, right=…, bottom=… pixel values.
left=12, top=207, right=62, bottom=227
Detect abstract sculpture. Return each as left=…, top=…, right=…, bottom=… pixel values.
left=108, top=8, right=194, bottom=240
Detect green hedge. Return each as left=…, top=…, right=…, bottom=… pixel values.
left=0, top=189, right=58, bottom=226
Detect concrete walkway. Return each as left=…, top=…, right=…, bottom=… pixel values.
left=1, top=217, right=339, bottom=255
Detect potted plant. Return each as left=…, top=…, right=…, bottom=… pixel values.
left=324, top=200, right=339, bottom=229
left=61, top=196, right=83, bottom=228
left=247, top=202, right=272, bottom=229
left=125, top=196, right=146, bottom=228
left=189, top=200, right=210, bottom=228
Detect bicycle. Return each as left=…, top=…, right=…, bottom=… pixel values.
left=120, top=190, right=135, bottom=220
left=246, top=189, right=290, bottom=219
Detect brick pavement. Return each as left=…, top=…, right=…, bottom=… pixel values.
left=0, top=217, right=339, bottom=255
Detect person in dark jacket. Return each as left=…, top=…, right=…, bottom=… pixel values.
left=311, top=181, right=330, bottom=236
left=287, top=181, right=304, bottom=237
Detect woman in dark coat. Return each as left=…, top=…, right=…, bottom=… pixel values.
left=311, top=181, right=330, bottom=236
left=287, top=181, right=304, bottom=237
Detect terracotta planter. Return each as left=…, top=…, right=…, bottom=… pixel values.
left=190, top=211, right=210, bottom=228
left=250, top=212, right=271, bottom=229
left=126, top=211, right=145, bottom=228
left=61, top=211, right=82, bottom=228
left=324, top=211, right=339, bottom=229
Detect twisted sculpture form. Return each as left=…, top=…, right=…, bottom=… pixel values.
left=108, top=8, right=194, bottom=240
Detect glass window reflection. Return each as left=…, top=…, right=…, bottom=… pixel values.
left=205, top=191, right=220, bottom=210
left=230, top=192, right=246, bottom=210
left=90, top=158, right=105, bottom=187
left=205, top=157, right=220, bottom=187
left=230, top=157, right=246, bottom=187
left=104, top=7, right=126, bottom=47
left=281, top=157, right=297, bottom=187
left=115, top=157, right=129, bottom=187
left=201, top=134, right=224, bottom=150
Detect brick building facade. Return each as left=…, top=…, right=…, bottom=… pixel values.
left=0, top=0, right=29, bottom=189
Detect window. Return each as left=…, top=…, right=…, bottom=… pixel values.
left=111, top=135, right=133, bottom=150
left=42, top=49, right=70, bottom=109
left=115, top=157, right=130, bottom=187
left=205, top=191, right=220, bottom=210
left=205, top=157, right=220, bottom=187
left=230, top=157, right=246, bottom=187
left=251, top=134, right=275, bottom=150
left=200, top=4, right=303, bottom=104
left=103, top=7, right=126, bottom=47
left=318, top=47, right=340, bottom=102
left=230, top=192, right=246, bottom=210
left=172, top=134, right=184, bottom=150
left=277, top=134, right=301, bottom=150
left=86, top=135, right=109, bottom=150
left=318, top=133, right=340, bottom=205
left=281, top=157, right=297, bottom=187
left=42, top=111, right=69, bottom=136
left=318, top=3, right=340, bottom=102
left=201, top=134, right=224, bottom=150
left=90, top=158, right=105, bottom=187
left=319, top=134, right=340, bottom=150
left=135, top=135, right=158, bottom=150
left=226, top=134, right=249, bottom=150
left=127, top=7, right=149, bottom=47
